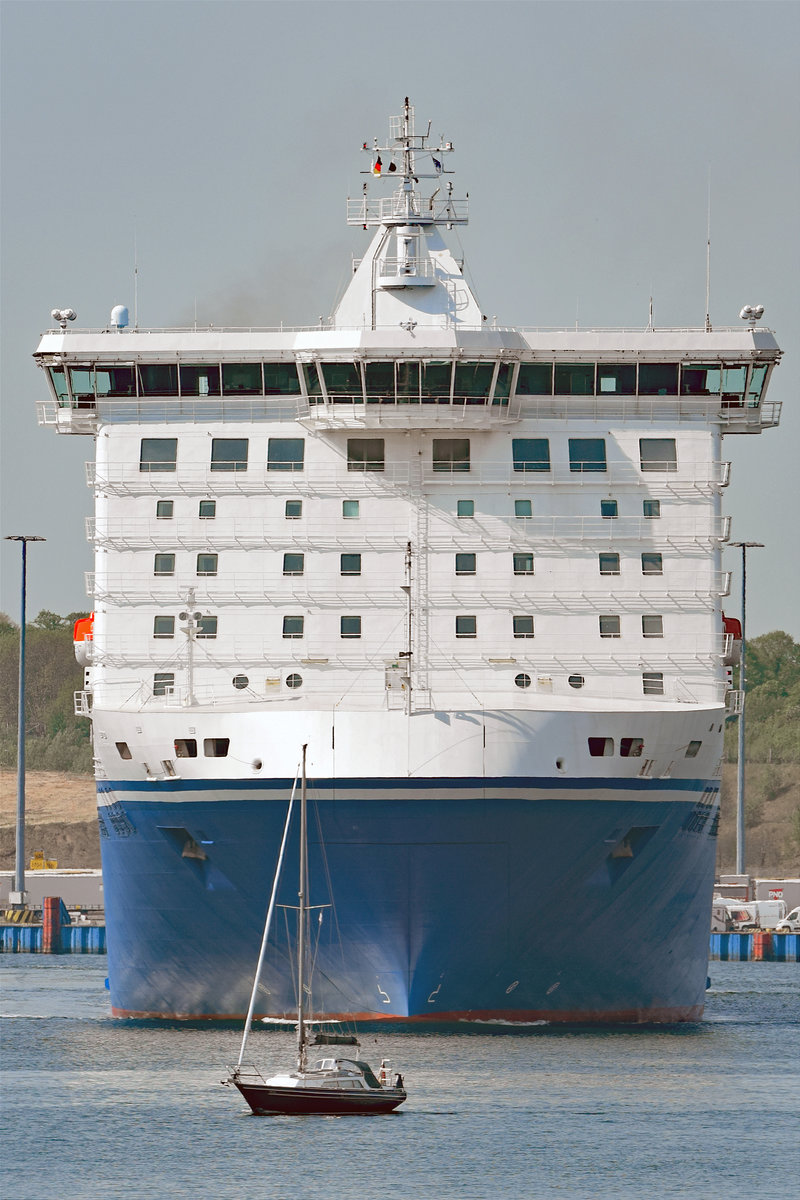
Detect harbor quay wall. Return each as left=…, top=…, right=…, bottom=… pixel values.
left=1, top=923, right=796, bottom=962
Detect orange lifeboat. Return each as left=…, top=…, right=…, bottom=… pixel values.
left=74, top=613, right=94, bottom=666
left=722, top=614, right=742, bottom=665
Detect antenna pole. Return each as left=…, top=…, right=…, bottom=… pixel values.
left=705, top=168, right=712, bottom=332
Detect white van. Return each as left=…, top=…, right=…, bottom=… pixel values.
left=776, top=906, right=800, bottom=932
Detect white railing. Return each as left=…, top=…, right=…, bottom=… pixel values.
left=345, top=195, right=469, bottom=226
left=84, top=458, right=732, bottom=495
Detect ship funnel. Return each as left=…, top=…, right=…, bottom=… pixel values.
left=110, top=305, right=129, bottom=330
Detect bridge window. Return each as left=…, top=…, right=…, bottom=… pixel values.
left=268, top=437, right=305, bottom=471
left=364, top=361, right=395, bottom=400
left=347, top=438, right=384, bottom=471
left=639, top=363, right=678, bottom=395
left=138, top=365, right=178, bottom=396
left=681, top=364, right=721, bottom=396
left=222, top=363, right=262, bottom=395
left=639, top=437, right=677, bottom=472
left=512, top=438, right=550, bottom=472
left=49, top=366, right=70, bottom=406
left=721, top=365, right=747, bottom=408
left=396, top=361, right=420, bottom=401
left=321, top=362, right=363, bottom=397
left=454, top=361, right=493, bottom=401
left=433, top=439, right=470, bottom=472
left=516, top=363, right=552, bottom=395
left=597, top=364, right=636, bottom=394
left=211, top=438, right=248, bottom=471
left=263, top=363, right=302, bottom=395
left=180, top=364, right=220, bottom=396
left=95, top=366, right=135, bottom=397
left=555, top=363, right=595, bottom=395
left=569, top=438, right=607, bottom=472
left=422, top=361, right=453, bottom=401
left=140, top=438, right=177, bottom=472
left=747, top=364, right=768, bottom=408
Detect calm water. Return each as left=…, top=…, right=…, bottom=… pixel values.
left=1, top=958, right=799, bottom=1200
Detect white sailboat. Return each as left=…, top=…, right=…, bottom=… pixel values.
left=224, top=745, right=407, bottom=1115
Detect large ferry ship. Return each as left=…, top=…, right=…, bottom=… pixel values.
left=35, top=101, right=782, bottom=1022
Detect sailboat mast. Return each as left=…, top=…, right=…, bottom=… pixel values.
left=296, top=743, right=308, bottom=1070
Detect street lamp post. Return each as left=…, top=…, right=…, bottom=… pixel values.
left=4, top=534, right=46, bottom=907
left=730, top=541, right=763, bottom=877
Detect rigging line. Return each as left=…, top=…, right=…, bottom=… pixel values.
left=236, top=761, right=300, bottom=1068
left=332, top=610, right=408, bottom=706
left=427, top=629, right=483, bottom=706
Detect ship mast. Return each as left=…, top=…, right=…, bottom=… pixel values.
left=296, top=743, right=309, bottom=1071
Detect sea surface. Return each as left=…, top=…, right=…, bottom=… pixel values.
left=1, top=958, right=798, bottom=1200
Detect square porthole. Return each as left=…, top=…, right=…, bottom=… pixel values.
left=199, top=500, right=216, bottom=519
left=457, top=500, right=475, bottom=518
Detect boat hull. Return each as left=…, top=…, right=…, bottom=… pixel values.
left=232, top=1078, right=406, bottom=1116
left=98, top=775, right=719, bottom=1023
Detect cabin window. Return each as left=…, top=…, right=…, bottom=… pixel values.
left=341, top=553, right=361, bottom=576
left=639, top=437, right=677, bottom=472
left=641, top=552, right=663, bottom=576
left=639, top=364, right=678, bottom=395
left=232, top=674, right=249, bottom=690
left=197, top=616, right=217, bottom=638
left=179, top=364, right=221, bottom=395
left=642, top=615, right=663, bottom=638
left=555, top=363, right=595, bottom=395
left=222, top=363, right=262, bottom=395
left=174, top=739, right=197, bottom=758
left=197, top=553, right=218, bottom=577
left=283, top=615, right=304, bottom=638
left=211, top=438, right=248, bottom=471
left=140, top=438, right=177, bottom=472
left=457, top=500, right=475, bottom=518
left=263, top=363, right=302, bottom=395
left=283, top=553, right=304, bottom=576
left=268, top=437, right=305, bottom=471
left=513, top=615, right=534, bottom=638
left=569, top=438, right=607, bottom=472
left=588, top=737, right=614, bottom=756
left=599, top=552, right=620, bottom=576
left=597, top=364, right=636, bottom=395
left=601, top=499, right=618, bottom=519
left=341, top=615, right=361, bottom=639
left=285, top=500, right=302, bottom=519
left=512, top=438, right=550, bottom=472
left=455, top=553, right=476, bottom=576
left=204, top=738, right=230, bottom=757
left=568, top=674, right=585, bottom=689
left=515, top=673, right=532, bottom=689
left=456, top=615, right=477, bottom=638
left=321, top=362, right=362, bottom=398
left=347, top=438, right=384, bottom=472
left=516, top=363, right=552, bottom=395
left=115, top=742, right=132, bottom=760
left=515, top=499, right=532, bottom=518
left=643, top=499, right=660, bottom=519
left=156, top=500, right=174, bottom=519
left=138, top=365, right=178, bottom=396
left=433, top=438, right=470, bottom=472
left=513, top=552, right=534, bottom=575
left=599, top=615, right=621, bottom=638
left=153, top=616, right=175, bottom=639
left=642, top=672, right=664, bottom=695
left=286, top=673, right=303, bottom=689
left=621, top=737, right=644, bottom=757
left=154, top=553, right=175, bottom=576
left=199, top=500, right=216, bottom=519
left=685, top=740, right=702, bottom=758
left=153, top=672, right=175, bottom=697
left=342, top=500, right=360, bottom=518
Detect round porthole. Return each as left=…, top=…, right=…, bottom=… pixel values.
left=286, top=673, right=303, bottom=690
left=232, top=674, right=249, bottom=690
left=568, top=674, right=585, bottom=689
left=252, top=759, right=263, bottom=771
left=514, top=672, right=531, bottom=689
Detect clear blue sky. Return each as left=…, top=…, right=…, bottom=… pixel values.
left=2, top=0, right=798, bottom=636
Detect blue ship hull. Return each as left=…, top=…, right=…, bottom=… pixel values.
left=98, top=775, right=718, bottom=1023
